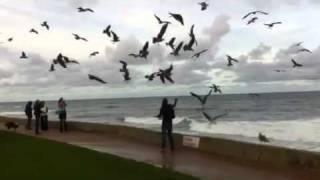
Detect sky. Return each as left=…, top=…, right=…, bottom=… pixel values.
left=0, top=0, right=320, bottom=102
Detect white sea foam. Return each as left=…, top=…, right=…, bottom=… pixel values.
left=190, top=118, right=320, bottom=143
left=124, top=116, right=186, bottom=126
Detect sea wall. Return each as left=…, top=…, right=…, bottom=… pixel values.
left=1, top=116, right=320, bottom=170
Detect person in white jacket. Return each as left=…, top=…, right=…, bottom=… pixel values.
left=40, top=101, right=49, bottom=131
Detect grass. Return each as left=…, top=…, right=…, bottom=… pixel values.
left=0, top=131, right=198, bottom=180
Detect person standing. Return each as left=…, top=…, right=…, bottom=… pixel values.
left=24, top=101, right=33, bottom=130
left=57, top=97, right=67, bottom=133
left=33, top=100, right=41, bottom=135
left=157, top=98, right=178, bottom=152
left=40, top=101, right=49, bottom=131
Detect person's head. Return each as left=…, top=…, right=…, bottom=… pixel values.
left=40, top=101, right=45, bottom=107
left=27, top=101, right=32, bottom=105
left=58, top=97, right=63, bottom=103
left=161, top=98, right=168, bottom=108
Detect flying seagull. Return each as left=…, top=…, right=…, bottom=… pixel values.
left=258, top=132, right=270, bottom=142
left=119, top=60, right=131, bottom=81
left=111, top=31, right=120, bottom=42
left=153, top=23, right=168, bottom=44
left=139, top=41, right=149, bottom=58
left=53, top=53, right=67, bottom=68
left=192, top=49, right=208, bottom=58
left=264, top=22, right=282, bottom=28
left=20, top=51, right=28, bottom=59
left=165, top=37, right=176, bottom=50
left=90, top=51, right=99, bottom=57
left=202, top=111, right=228, bottom=124
left=103, top=25, right=111, bottom=37
left=88, top=74, right=107, bottom=84
left=170, top=41, right=183, bottom=56
left=169, top=12, right=184, bottom=25
left=72, top=33, right=88, bottom=41
left=157, top=64, right=174, bottom=84
left=154, top=14, right=171, bottom=24
left=29, top=28, right=39, bottom=34
left=78, top=7, right=94, bottom=13
left=130, top=41, right=149, bottom=59
left=190, top=90, right=212, bottom=108
left=291, top=59, right=303, bottom=68
left=247, top=17, right=258, bottom=25
left=209, top=84, right=222, bottom=93
left=297, top=48, right=312, bottom=53
left=8, top=37, right=13, bottom=42
left=183, top=35, right=196, bottom=51
left=274, top=69, right=286, bottom=73
left=41, top=21, right=50, bottom=30
left=242, top=10, right=268, bottom=19
left=226, top=55, right=239, bottom=66
left=198, top=1, right=209, bottom=11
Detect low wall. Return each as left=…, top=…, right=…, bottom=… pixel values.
left=1, top=116, right=320, bottom=170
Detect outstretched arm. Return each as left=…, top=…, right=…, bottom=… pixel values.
left=172, top=98, right=178, bottom=108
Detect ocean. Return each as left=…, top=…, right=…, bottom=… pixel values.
left=1, top=91, right=320, bottom=152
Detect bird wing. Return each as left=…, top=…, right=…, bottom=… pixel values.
left=159, top=74, right=166, bottom=84
left=212, top=112, right=228, bottom=121
left=111, top=31, right=119, bottom=40
left=154, top=14, right=161, bottom=23
left=158, top=23, right=168, bottom=37
left=202, top=112, right=212, bottom=121
left=175, top=42, right=183, bottom=53
left=203, top=89, right=212, bottom=104
left=164, top=75, right=174, bottom=84
left=242, top=12, right=252, bottom=19
left=169, top=37, right=175, bottom=44
left=190, top=92, right=203, bottom=103
left=165, top=64, right=173, bottom=73
left=257, top=11, right=268, bottom=15
left=142, top=41, right=149, bottom=52
left=88, top=74, right=106, bottom=84
left=199, top=49, right=208, bottom=54
left=189, top=24, right=195, bottom=37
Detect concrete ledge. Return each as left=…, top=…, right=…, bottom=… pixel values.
left=1, top=116, right=320, bottom=170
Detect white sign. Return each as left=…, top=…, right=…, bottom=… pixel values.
left=183, top=136, right=200, bottom=148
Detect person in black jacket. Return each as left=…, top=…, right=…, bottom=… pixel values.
left=24, top=101, right=33, bottom=130
left=157, top=98, right=178, bottom=152
left=33, top=100, right=41, bottom=135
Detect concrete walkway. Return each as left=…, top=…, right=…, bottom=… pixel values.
left=1, top=127, right=319, bottom=180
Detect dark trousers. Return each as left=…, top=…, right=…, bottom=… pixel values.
left=35, top=115, right=40, bottom=135
left=59, top=111, right=67, bottom=133
left=26, top=115, right=32, bottom=130
left=41, top=115, right=48, bottom=131
left=161, top=122, right=174, bottom=150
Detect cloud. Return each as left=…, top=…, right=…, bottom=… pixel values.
left=248, top=43, right=272, bottom=60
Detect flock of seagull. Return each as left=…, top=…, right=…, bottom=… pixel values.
left=1, top=1, right=314, bottom=143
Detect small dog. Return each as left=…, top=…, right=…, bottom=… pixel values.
left=5, top=121, right=19, bottom=131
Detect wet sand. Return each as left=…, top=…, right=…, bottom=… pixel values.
left=1, top=121, right=319, bottom=180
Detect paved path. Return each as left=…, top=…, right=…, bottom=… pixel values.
left=1, top=126, right=319, bottom=180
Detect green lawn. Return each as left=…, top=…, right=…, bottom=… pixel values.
left=0, top=131, right=198, bottom=180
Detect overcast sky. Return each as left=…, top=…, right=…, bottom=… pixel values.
left=0, top=0, right=320, bottom=102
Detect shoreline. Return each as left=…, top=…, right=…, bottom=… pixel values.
left=1, top=116, right=320, bottom=172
